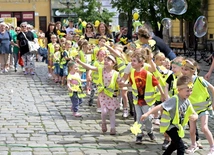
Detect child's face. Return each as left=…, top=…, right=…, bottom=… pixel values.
left=104, top=57, right=114, bottom=67
left=171, top=64, right=181, bottom=76
left=181, top=66, right=194, bottom=77
left=164, top=61, right=170, bottom=70
left=178, top=87, right=192, bottom=99
left=131, top=57, right=144, bottom=70
left=98, top=39, right=106, bottom=46
left=54, top=46, right=60, bottom=51
left=65, top=43, right=72, bottom=49
left=69, top=64, right=78, bottom=72
left=97, top=50, right=106, bottom=60
left=51, top=36, right=57, bottom=43
left=155, top=56, right=165, bottom=66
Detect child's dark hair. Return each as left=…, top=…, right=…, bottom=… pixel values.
left=177, top=76, right=192, bottom=87
left=137, top=28, right=150, bottom=39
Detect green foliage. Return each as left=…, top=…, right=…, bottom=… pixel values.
left=59, top=0, right=115, bottom=24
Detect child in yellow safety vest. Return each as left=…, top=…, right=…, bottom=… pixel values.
left=162, top=56, right=184, bottom=150
left=53, top=43, right=61, bottom=83
left=47, top=34, right=58, bottom=79
left=87, top=48, right=106, bottom=113
left=181, top=58, right=214, bottom=155
left=67, top=61, right=86, bottom=117
left=141, top=75, right=198, bottom=155
left=153, top=52, right=172, bottom=125
left=119, top=50, right=165, bottom=144
left=76, top=54, right=121, bottom=135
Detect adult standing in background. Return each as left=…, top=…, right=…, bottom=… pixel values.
left=17, top=22, right=35, bottom=75
left=66, top=20, right=76, bottom=35
left=84, top=22, right=95, bottom=41
left=45, top=22, right=57, bottom=45
left=11, top=26, right=21, bottom=72
left=96, top=22, right=113, bottom=41
left=0, top=22, right=12, bottom=73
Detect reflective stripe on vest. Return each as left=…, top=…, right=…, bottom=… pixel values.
left=116, top=57, right=126, bottom=75
left=130, top=68, right=156, bottom=106
left=169, top=74, right=178, bottom=97
left=97, top=67, right=119, bottom=97
left=160, top=95, right=193, bottom=138
left=189, top=76, right=211, bottom=114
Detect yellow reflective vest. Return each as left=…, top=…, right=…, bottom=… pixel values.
left=189, top=76, right=212, bottom=114
left=130, top=68, right=157, bottom=106
left=97, top=67, right=119, bottom=97
left=79, top=50, right=86, bottom=72
left=91, top=60, right=104, bottom=84
left=116, top=57, right=126, bottom=76
left=67, top=73, right=86, bottom=98
left=168, top=74, right=178, bottom=97
left=160, top=95, right=195, bottom=138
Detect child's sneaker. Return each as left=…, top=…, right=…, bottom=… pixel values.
left=208, top=147, right=214, bottom=155
left=135, top=135, right=143, bottom=144
left=96, top=108, right=101, bottom=113
left=162, top=139, right=170, bottom=150
left=196, top=140, right=203, bottom=149
left=73, top=112, right=82, bottom=117
left=123, top=108, right=129, bottom=118
left=185, top=145, right=199, bottom=154
left=24, top=71, right=28, bottom=75
left=153, top=118, right=160, bottom=125
left=101, top=123, right=107, bottom=133
left=110, top=128, right=116, bottom=135
left=148, top=132, right=156, bottom=141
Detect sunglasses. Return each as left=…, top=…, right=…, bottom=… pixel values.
left=87, top=26, right=92, bottom=28
left=15, top=29, right=20, bottom=31
left=21, top=26, right=26, bottom=28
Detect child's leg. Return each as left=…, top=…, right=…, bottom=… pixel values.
left=121, top=90, right=129, bottom=117
left=70, top=92, right=79, bottom=112
left=189, top=120, right=197, bottom=146
left=134, top=104, right=144, bottom=138
left=127, top=91, right=134, bottom=116
left=109, top=109, right=116, bottom=135
left=142, top=105, right=153, bottom=134
left=101, top=106, right=107, bottom=132
left=164, top=127, right=185, bottom=155
left=88, top=82, right=96, bottom=106
left=200, top=114, right=214, bottom=147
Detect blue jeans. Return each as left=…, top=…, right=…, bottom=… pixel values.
left=70, top=92, right=82, bottom=112
left=13, top=52, right=18, bottom=68
left=53, top=63, right=60, bottom=75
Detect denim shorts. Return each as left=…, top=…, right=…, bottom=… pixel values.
left=54, top=63, right=60, bottom=75
left=60, top=65, right=68, bottom=76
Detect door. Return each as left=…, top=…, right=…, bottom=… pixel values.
left=39, top=16, right=47, bottom=33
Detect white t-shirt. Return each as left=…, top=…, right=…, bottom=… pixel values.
left=66, top=27, right=76, bottom=35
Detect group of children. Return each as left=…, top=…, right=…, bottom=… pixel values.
left=45, top=26, right=214, bottom=155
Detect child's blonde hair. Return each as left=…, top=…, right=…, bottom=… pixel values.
left=131, top=50, right=146, bottom=63
left=181, top=58, right=198, bottom=72
left=154, top=52, right=165, bottom=61
left=177, top=75, right=193, bottom=88
left=79, top=40, right=88, bottom=50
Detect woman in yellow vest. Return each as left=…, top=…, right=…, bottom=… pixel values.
left=67, top=61, right=86, bottom=117
left=181, top=58, right=214, bottom=154
left=119, top=51, right=165, bottom=144
left=76, top=54, right=120, bottom=135
left=141, top=76, right=198, bottom=155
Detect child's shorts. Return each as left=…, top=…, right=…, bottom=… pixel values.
left=60, top=65, right=68, bottom=76
left=54, top=63, right=60, bottom=75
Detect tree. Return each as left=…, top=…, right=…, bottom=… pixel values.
left=59, top=0, right=115, bottom=25
left=111, top=0, right=202, bottom=39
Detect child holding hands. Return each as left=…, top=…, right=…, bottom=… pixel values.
left=141, top=76, right=198, bottom=155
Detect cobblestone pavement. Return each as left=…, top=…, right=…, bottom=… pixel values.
left=0, top=60, right=213, bottom=155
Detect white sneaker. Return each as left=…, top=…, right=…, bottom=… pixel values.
left=48, top=73, right=52, bottom=78
left=153, top=118, right=160, bottom=125
left=208, top=147, right=214, bottom=155
left=123, top=109, right=129, bottom=118
left=186, top=145, right=199, bottom=154
left=96, top=108, right=101, bottom=113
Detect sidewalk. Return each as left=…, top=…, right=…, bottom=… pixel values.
left=0, top=60, right=213, bottom=155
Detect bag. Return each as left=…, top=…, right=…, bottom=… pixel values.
left=38, top=47, right=48, bottom=57
left=22, top=32, right=39, bottom=53
left=18, top=52, right=24, bottom=67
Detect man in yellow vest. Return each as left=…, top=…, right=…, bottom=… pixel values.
left=141, top=76, right=198, bottom=155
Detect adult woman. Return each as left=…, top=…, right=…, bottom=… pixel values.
left=17, top=22, right=35, bottom=75
left=11, top=27, right=21, bottom=72
left=84, top=22, right=95, bottom=41
left=45, top=22, right=57, bottom=45
left=96, top=22, right=113, bottom=41
left=0, top=22, right=12, bottom=73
